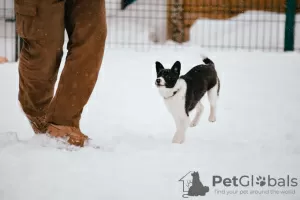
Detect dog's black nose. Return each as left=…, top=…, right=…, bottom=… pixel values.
left=156, top=79, right=161, bottom=84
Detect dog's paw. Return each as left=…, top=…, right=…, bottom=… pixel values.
left=172, top=133, right=185, bottom=144
left=208, top=115, right=216, bottom=122
left=190, top=120, right=199, bottom=127
left=172, top=139, right=184, bottom=144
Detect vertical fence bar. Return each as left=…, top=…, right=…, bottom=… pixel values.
left=284, top=0, right=296, bottom=51
left=14, top=12, right=19, bottom=62
left=4, top=0, right=7, bottom=59
left=15, top=34, right=18, bottom=61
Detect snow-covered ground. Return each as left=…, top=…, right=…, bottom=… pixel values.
left=0, top=47, right=300, bottom=200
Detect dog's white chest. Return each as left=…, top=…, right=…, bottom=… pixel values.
left=162, top=79, right=187, bottom=118
left=164, top=91, right=184, bottom=112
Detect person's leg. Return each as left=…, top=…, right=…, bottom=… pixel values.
left=15, top=0, right=65, bottom=133
left=46, top=0, right=107, bottom=129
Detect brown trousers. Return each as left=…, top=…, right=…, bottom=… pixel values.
left=15, top=0, right=107, bottom=128
left=167, top=0, right=299, bottom=43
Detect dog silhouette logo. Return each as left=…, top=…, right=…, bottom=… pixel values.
left=179, top=171, right=209, bottom=198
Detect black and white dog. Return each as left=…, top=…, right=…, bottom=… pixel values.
left=155, top=56, right=220, bottom=144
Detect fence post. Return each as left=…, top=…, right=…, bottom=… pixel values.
left=284, top=0, right=296, bottom=51
left=15, top=24, right=19, bottom=62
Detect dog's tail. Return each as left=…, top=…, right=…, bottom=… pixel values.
left=200, top=55, right=214, bottom=67
left=201, top=55, right=220, bottom=96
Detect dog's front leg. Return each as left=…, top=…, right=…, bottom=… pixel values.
left=172, top=116, right=190, bottom=144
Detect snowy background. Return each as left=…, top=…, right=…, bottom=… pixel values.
left=1, top=1, right=300, bottom=200
left=105, top=0, right=300, bottom=52
left=1, top=0, right=300, bottom=61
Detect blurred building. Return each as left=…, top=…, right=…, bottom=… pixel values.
left=166, top=0, right=300, bottom=43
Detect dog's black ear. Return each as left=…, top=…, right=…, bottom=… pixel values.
left=156, top=61, right=164, bottom=75
left=171, top=61, right=181, bottom=75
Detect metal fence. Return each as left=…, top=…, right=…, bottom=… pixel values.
left=1, top=0, right=299, bottom=62
left=105, top=0, right=300, bottom=51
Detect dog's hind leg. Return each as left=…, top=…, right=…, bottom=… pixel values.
left=190, top=102, right=204, bottom=127
left=207, top=83, right=218, bottom=122
left=172, top=115, right=190, bottom=144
